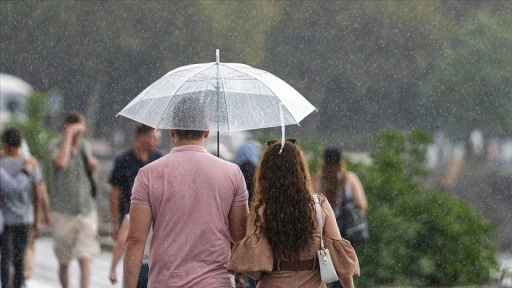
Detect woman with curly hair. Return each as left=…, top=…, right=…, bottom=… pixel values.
left=229, top=140, right=359, bottom=288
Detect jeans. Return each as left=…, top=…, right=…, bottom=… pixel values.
left=1, top=224, right=30, bottom=288
left=137, top=263, right=149, bottom=288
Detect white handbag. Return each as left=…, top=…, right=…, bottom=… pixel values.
left=313, top=194, right=339, bottom=283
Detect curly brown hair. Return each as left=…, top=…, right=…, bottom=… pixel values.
left=252, top=141, right=315, bottom=263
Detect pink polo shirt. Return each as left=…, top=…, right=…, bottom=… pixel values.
left=131, top=145, right=248, bottom=288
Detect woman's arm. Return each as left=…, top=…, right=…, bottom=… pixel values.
left=0, top=167, right=30, bottom=194
left=109, top=215, right=130, bottom=284
left=340, top=277, right=355, bottom=288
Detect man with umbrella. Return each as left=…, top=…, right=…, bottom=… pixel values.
left=123, top=97, right=249, bottom=288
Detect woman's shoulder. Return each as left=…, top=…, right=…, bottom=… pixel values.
left=313, top=193, right=332, bottom=208
left=345, top=170, right=360, bottom=180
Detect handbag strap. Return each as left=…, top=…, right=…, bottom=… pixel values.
left=313, top=194, right=325, bottom=250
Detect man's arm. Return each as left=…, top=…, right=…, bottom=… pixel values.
left=52, top=123, right=85, bottom=168
left=36, top=182, right=52, bottom=225
left=229, top=204, right=249, bottom=243
left=32, top=183, right=40, bottom=236
left=110, top=186, right=122, bottom=239
left=123, top=203, right=152, bottom=288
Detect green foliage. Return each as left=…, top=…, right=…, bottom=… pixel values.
left=5, top=92, right=57, bottom=178
left=2, top=2, right=511, bottom=141
left=419, top=9, right=512, bottom=139
left=354, top=129, right=497, bottom=286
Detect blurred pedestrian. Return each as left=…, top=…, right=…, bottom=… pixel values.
left=228, top=140, right=360, bottom=288
left=0, top=128, right=43, bottom=288
left=234, top=141, right=261, bottom=205
left=20, top=139, right=52, bottom=282
left=1, top=164, right=32, bottom=279
left=234, top=141, right=261, bottom=288
left=0, top=156, right=38, bottom=281
left=314, top=148, right=367, bottom=288
left=48, top=112, right=100, bottom=288
left=109, top=214, right=151, bottom=288
left=313, top=148, right=367, bottom=236
left=109, top=124, right=162, bottom=240
left=123, top=98, right=249, bottom=288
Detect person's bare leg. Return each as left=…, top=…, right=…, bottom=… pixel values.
left=58, top=263, right=69, bottom=288
left=78, top=257, right=91, bottom=288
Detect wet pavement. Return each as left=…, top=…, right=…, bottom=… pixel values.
left=23, top=237, right=512, bottom=288
left=25, top=237, right=120, bottom=288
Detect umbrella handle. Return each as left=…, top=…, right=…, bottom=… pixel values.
left=279, top=102, right=285, bottom=154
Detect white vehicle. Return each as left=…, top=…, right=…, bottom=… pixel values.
left=0, top=73, right=34, bottom=129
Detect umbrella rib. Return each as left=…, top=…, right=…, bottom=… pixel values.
left=217, top=65, right=230, bottom=132
left=155, top=63, right=217, bottom=129
left=219, top=64, right=298, bottom=123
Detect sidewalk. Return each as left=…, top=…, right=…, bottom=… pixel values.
left=24, top=237, right=512, bottom=287
left=25, top=237, right=121, bottom=288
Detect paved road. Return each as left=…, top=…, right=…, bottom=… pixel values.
left=23, top=237, right=512, bottom=287
left=25, top=237, right=121, bottom=288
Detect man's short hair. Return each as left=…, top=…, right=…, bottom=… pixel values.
left=174, top=130, right=205, bottom=140
left=136, top=124, right=154, bottom=136
left=63, top=111, right=84, bottom=125
left=1, top=127, right=22, bottom=148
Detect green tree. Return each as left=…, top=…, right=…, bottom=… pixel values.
left=419, top=9, right=512, bottom=139
left=263, top=1, right=451, bottom=136
left=5, top=91, right=57, bottom=178
left=354, top=129, right=497, bottom=286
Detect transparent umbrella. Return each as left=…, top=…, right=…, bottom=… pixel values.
left=118, top=49, right=316, bottom=155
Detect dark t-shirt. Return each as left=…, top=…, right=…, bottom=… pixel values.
left=238, top=161, right=256, bottom=203
left=109, top=149, right=162, bottom=222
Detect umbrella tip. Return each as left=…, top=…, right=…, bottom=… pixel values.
left=216, top=49, right=220, bottom=63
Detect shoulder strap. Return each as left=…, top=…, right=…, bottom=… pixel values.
left=313, top=194, right=325, bottom=250
left=79, top=144, right=97, bottom=198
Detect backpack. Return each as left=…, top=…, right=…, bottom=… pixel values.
left=336, top=187, right=369, bottom=248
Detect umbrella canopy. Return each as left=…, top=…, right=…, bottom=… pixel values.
left=118, top=50, right=316, bottom=133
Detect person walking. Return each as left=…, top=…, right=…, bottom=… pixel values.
left=0, top=128, right=44, bottom=288
left=1, top=160, right=36, bottom=277
left=313, top=148, right=367, bottom=238
left=314, top=148, right=367, bottom=288
left=109, top=124, right=162, bottom=240
left=228, top=140, right=360, bottom=288
left=48, top=112, right=100, bottom=288
left=234, top=141, right=261, bottom=203
left=20, top=139, right=52, bottom=282
left=123, top=98, right=249, bottom=288
left=234, top=141, right=261, bottom=288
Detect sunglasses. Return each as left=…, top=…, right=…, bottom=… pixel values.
left=266, top=138, right=297, bottom=148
